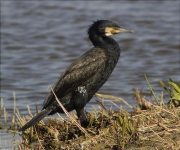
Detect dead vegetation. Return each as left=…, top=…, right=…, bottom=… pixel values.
left=1, top=76, right=180, bottom=150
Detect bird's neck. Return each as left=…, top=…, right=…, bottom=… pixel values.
left=89, top=34, right=120, bottom=53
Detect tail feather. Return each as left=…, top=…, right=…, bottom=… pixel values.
left=19, top=109, right=52, bottom=131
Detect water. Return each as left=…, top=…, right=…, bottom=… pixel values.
left=1, top=1, right=179, bottom=149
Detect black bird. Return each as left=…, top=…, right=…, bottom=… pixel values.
left=19, top=20, right=134, bottom=131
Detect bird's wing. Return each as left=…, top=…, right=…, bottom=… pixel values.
left=42, top=47, right=107, bottom=109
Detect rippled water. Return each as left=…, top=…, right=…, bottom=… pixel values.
left=1, top=1, right=179, bottom=148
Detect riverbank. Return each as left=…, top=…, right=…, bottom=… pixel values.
left=1, top=78, right=180, bottom=150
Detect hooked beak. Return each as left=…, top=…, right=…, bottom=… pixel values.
left=115, top=27, right=134, bottom=34
left=105, top=27, right=134, bottom=36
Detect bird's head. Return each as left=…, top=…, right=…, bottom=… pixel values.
left=88, top=20, right=134, bottom=37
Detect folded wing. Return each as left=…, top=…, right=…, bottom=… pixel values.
left=42, top=47, right=107, bottom=109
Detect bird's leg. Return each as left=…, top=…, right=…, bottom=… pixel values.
left=76, top=108, right=89, bottom=127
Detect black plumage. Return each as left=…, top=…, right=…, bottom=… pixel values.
left=19, top=20, right=134, bottom=131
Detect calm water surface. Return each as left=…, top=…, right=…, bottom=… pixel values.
left=1, top=1, right=179, bottom=149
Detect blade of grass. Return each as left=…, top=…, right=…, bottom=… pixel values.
left=1, top=98, right=3, bottom=109
left=95, top=93, right=133, bottom=109
left=144, top=74, right=160, bottom=104
left=13, top=92, right=16, bottom=114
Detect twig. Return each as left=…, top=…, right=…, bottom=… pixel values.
left=95, top=93, right=133, bottom=109
left=50, top=86, right=92, bottom=139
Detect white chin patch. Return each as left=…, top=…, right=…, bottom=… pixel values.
left=105, top=27, right=113, bottom=36
left=105, top=32, right=113, bottom=36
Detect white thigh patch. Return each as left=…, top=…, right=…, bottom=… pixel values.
left=77, top=86, right=87, bottom=94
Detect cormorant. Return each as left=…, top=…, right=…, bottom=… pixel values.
left=19, top=20, right=134, bottom=131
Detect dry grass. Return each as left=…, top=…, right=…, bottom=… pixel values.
left=1, top=76, right=180, bottom=150
left=11, top=91, right=179, bottom=150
